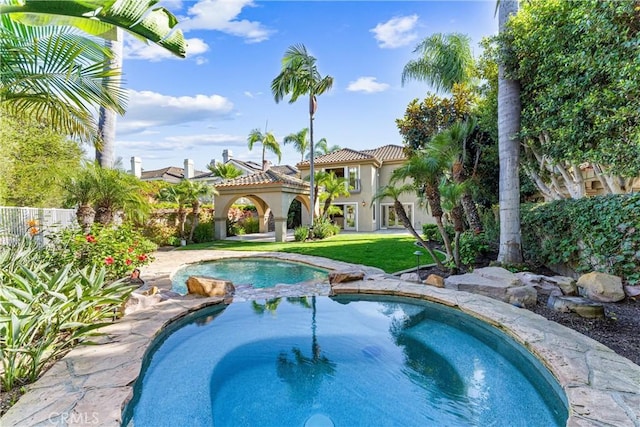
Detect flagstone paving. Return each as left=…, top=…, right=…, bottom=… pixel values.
left=2, top=250, right=639, bottom=426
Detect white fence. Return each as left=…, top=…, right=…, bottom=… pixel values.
left=0, top=206, right=77, bottom=246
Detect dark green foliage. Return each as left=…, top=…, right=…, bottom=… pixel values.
left=522, top=194, right=640, bottom=284
left=312, top=217, right=340, bottom=239
left=422, top=223, right=454, bottom=244
left=457, top=231, right=490, bottom=268
left=294, top=226, right=309, bottom=242
left=192, top=221, right=214, bottom=243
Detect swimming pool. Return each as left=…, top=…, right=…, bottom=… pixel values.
left=123, top=296, right=567, bottom=426
left=171, top=258, right=329, bottom=295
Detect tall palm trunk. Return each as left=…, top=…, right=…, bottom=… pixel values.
left=497, top=0, right=523, bottom=263
left=177, top=205, right=187, bottom=239
left=188, top=200, right=201, bottom=242
left=96, top=30, right=122, bottom=169
left=451, top=204, right=465, bottom=271
left=452, top=160, right=483, bottom=232
left=393, top=200, right=444, bottom=269
left=309, top=94, right=316, bottom=224
left=424, top=182, right=453, bottom=260
left=94, top=204, right=113, bottom=225
left=76, top=204, right=95, bottom=232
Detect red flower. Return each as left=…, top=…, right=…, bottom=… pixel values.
left=104, top=256, right=114, bottom=265
left=127, top=247, right=134, bottom=253
left=125, top=259, right=132, bottom=266
left=86, top=234, right=96, bottom=243
left=137, top=254, right=148, bottom=262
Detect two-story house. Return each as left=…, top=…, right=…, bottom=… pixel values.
left=297, top=144, right=434, bottom=232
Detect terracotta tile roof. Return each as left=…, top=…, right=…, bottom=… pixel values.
left=271, top=165, right=299, bottom=176
left=361, top=144, right=406, bottom=161
left=297, top=145, right=406, bottom=168
left=298, top=148, right=375, bottom=167
left=216, top=169, right=308, bottom=188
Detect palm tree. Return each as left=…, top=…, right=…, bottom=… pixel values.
left=0, top=16, right=126, bottom=141
left=306, top=137, right=341, bottom=159
left=283, top=128, right=309, bottom=164
left=429, top=119, right=483, bottom=232
left=158, top=185, right=190, bottom=239
left=208, top=162, right=243, bottom=180
left=247, top=128, right=282, bottom=169
left=271, top=44, right=334, bottom=224
left=372, top=184, right=444, bottom=269
left=0, top=0, right=186, bottom=58
left=401, top=33, right=475, bottom=92
left=92, top=167, right=149, bottom=225
left=439, top=180, right=466, bottom=271
left=317, top=172, right=350, bottom=219
left=392, top=152, right=453, bottom=260
left=177, top=180, right=218, bottom=242
left=1, top=0, right=187, bottom=167
left=64, top=166, right=98, bottom=232
left=497, top=0, right=523, bottom=263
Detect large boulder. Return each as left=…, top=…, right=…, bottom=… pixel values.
left=329, top=269, right=365, bottom=284
left=577, top=272, right=625, bottom=302
left=543, top=275, right=577, bottom=296
left=445, top=267, right=524, bottom=302
left=400, top=272, right=420, bottom=283
left=186, top=276, right=235, bottom=298
left=506, top=285, right=538, bottom=308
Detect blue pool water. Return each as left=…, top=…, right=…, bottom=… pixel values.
left=171, top=258, right=329, bottom=294
left=124, top=296, right=567, bottom=426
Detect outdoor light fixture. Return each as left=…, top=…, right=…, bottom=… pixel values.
left=413, top=250, right=423, bottom=273
left=362, top=200, right=366, bottom=207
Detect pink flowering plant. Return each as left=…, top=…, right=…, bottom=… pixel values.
left=45, top=223, right=157, bottom=280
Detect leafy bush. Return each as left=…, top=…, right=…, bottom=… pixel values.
left=422, top=223, right=454, bottom=244
left=457, top=231, right=490, bottom=268
left=0, top=238, right=135, bottom=390
left=312, top=218, right=340, bottom=239
left=45, top=223, right=157, bottom=280
left=522, top=194, right=640, bottom=284
left=143, top=222, right=179, bottom=246
left=294, top=226, right=309, bottom=242
left=193, top=221, right=214, bottom=243
left=241, top=217, right=260, bottom=234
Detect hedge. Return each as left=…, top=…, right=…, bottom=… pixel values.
left=521, top=193, right=640, bottom=284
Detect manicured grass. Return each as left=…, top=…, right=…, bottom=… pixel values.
left=180, top=233, right=443, bottom=273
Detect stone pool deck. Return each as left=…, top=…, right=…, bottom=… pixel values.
left=2, top=250, right=639, bottom=426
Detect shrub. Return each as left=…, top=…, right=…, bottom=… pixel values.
left=521, top=194, right=640, bottom=284
left=45, top=223, right=157, bottom=281
left=0, top=239, right=135, bottom=390
left=193, top=221, right=214, bottom=243
left=422, top=223, right=454, bottom=244
left=312, top=218, right=340, bottom=239
left=294, top=226, right=309, bottom=242
left=241, top=217, right=260, bottom=234
left=457, top=231, right=490, bottom=268
left=143, top=222, right=179, bottom=246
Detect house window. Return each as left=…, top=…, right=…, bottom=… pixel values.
left=323, top=166, right=360, bottom=193
left=381, top=203, right=412, bottom=228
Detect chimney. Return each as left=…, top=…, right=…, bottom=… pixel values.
left=184, top=158, right=194, bottom=179
left=263, top=159, right=271, bottom=171
left=222, top=149, right=232, bottom=163
left=131, top=156, right=142, bottom=178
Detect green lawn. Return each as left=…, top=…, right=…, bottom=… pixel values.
left=180, top=233, right=443, bottom=273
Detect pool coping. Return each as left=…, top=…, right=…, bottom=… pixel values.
left=2, top=250, right=639, bottom=426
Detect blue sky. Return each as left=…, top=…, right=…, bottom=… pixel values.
left=116, top=0, right=497, bottom=173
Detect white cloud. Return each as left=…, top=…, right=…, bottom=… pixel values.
left=370, top=15, right=419, bottom=49
left=243, top=91, right=263, bottom=98
left=181, top=0, right=273, bottom=43
left=123, top=37, right=209, bottom=61
left=117, top=133, right=245, bottom=151
left=118, top=89, right=235, bottom=134
left=346, top=77, right=390, bottom=94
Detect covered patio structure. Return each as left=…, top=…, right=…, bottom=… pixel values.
left=213, top=170, right=310, bottom=242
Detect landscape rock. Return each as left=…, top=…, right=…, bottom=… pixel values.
left=400, top=273, right=420, bottom=283
left=186, top=276, right=235, bottom=298
left=473, top=267, right=523, bottom=287
left=121, top=291, right=163, bottom=315
left=445, top=272, right=516, bottom=302
left=543, top=275, right=577, bottom=296
left=329, top=269, right=365, bottom=284
left=547, top=294, right=605, bottom=319
left=577, top=272, right=625, bottom=302
left=516, top=272, right=560, bottom=292
left=506, top=285, right=538, bottom=307
left=424, top=274, right=445, bottom=288
left=624, top=285, right=640, bottom=298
